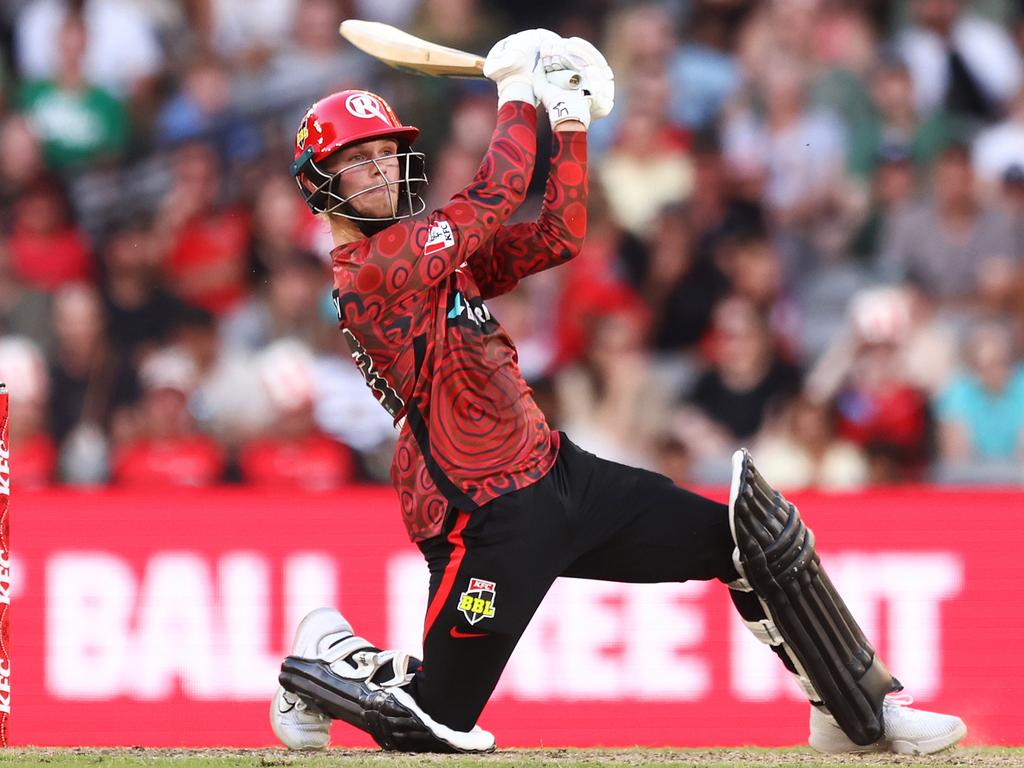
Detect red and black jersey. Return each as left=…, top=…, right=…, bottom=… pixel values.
left=330, top=102, right=588, bottom=541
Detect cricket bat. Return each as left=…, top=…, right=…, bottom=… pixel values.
left=340, top=19, right=486, bottom=77
left=339, top=19, right=581, bottom=87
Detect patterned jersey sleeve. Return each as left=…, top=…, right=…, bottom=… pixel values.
left=333, top=101, right=538, bottom=306
left=468, top=129, right=588, bottom=299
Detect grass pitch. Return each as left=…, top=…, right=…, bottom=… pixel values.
left=0, top=748, right=1020, bottom=768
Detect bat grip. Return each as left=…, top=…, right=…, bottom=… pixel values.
left=546, top=70, right=582, bottom=90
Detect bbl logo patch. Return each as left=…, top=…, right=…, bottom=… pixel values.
left=458, top=578, right=497, bottom=625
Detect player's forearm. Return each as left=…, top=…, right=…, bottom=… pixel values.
left=466, top=129, right=588, bottom=297
left=531, top=129, right=588, bottom=259
left=447, top=101, right=537, bottom=228
left=489, top=128, right=590, bottom=257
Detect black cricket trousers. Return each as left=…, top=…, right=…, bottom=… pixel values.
left=404, top=432, right=739, bottom=731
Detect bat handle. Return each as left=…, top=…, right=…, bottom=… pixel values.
left=546, top=69, right=582, bottom=90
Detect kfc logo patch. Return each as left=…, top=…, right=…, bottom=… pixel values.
left=424, top=219, right=456, bottom=255
left=458, top=578, right=496, bottom=625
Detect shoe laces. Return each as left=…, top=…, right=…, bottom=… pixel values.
left=352, top=650, right=378, bottom=666
left=284, top=691, right=325, bottom=719
left=885, top=691, right=915, bottom=707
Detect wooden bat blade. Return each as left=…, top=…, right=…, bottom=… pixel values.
left=339, top=19, right=485, bottom=78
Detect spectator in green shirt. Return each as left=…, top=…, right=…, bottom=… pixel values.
left=846, top=56, right=962, bottom=181
left=16, top=12, right=127, bottom=171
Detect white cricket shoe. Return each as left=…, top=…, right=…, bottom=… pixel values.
left=270, top=607, right=357, bottom=750
left=809, top=693, right=967, bottom=755
left=271, top=687, right=330, bottom=750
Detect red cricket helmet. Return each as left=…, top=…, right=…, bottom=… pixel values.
left=291, top=90, right=427, bottom=226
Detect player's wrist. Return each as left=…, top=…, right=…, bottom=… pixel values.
left=497, top=79, right=538, bottom=108
left=553, top=119, right=587, bottom=132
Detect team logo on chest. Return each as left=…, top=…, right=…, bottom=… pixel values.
left=458, top=578, right=497, bottom=625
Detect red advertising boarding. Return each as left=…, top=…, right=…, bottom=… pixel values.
left=10, top=486, right=1023, bottom=747
left=0, top=386, right=9, bottom=747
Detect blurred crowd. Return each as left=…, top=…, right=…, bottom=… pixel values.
left=2, top=0, right=1024, bottom=491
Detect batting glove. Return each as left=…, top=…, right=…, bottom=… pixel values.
left=539, top=36, right=615, bottom=121
left=484, top=28, right=563, bottom=108
left=533, top=61, right=590, bottom=129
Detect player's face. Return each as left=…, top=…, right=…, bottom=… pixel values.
left=325, top=138, right=402, bottom=218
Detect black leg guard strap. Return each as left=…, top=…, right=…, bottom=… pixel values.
left=729, top=588, right=811, bottom=686
left=280, top=656, right=496, bottom=753
left=729, top=449, right=900, bottom=746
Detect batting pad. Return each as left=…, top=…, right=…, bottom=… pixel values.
left=728, top=449, right=900, bottom=746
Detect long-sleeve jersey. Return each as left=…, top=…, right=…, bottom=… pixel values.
left=330, top=101, right=588, bottom=541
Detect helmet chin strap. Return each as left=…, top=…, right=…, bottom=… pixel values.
left=355, top=216, right=397, bottom=236
left=339, top=201, right=398, bottom=236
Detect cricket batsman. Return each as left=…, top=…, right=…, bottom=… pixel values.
left=270, top=29, right=966, bottom=755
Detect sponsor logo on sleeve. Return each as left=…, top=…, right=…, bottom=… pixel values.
left=424, top=219, right=455, bottom=255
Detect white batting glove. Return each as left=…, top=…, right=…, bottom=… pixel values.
left=533, top=61, right=590, bottom=129
left=538, top=36, right=615, bottom=121
left=484, top=28, right=560, bottom=108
